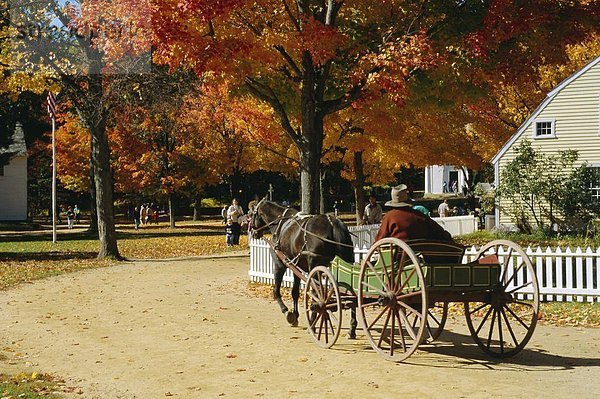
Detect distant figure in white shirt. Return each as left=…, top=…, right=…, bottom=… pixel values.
left=437, top=199, right=450, bottom=218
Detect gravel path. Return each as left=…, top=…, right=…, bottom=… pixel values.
left=1, top=256, right=599, bottom=398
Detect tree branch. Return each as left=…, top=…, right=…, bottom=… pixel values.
left=282, top=0, right=301, bottom=31
left=244, top=77, right=303, bottom=148
left=274, top=44, right=302, bottom=78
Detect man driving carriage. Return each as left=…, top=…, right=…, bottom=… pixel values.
left=375, top=184, right=454, bottom=243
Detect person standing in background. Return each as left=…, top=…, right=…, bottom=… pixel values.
left=363, top=195, right=383, bottom=225
left=227, top=198, right=244, bottom=245
left=437, top=199, right=450, bottom=218
left=133, top=206, right=141, bottom=231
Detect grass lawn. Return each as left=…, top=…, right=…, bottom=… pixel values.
left=0, top=220, right=247, bottom=290
left=0, top=372, right=66, bottom=398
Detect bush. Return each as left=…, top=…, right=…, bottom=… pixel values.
left=497, top=140, right=600, bottom=233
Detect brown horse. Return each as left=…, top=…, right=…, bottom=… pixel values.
left=250, top=199, right=357, bottom=337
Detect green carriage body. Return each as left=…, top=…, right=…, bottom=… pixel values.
left=329, top=240, right=500, bottom=295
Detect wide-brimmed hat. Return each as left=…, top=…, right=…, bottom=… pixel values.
left=384, top=184, right=412, bottom=208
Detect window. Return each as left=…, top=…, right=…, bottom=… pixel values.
left=532, top=119, right=556, bottom=138
left=0, top=164, right=4, bottom=177
left=589, top=166, right=600, bottom=200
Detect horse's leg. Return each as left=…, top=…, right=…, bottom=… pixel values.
left=349, top=307, right=357, bottom=339
left=273, top=261, right=289, bottom=315
left=287, top=274, right=300, bottom=327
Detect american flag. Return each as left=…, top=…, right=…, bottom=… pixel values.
left=47, top=92, right=56, bottom=119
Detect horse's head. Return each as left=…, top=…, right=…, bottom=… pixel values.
left=249, top=197, right=268, bottom=239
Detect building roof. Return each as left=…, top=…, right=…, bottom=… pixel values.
left=491, top=55, right=600, bottom=165
left=0, top=122, right=27, bottom=157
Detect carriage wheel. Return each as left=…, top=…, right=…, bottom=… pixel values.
left=304, top=266, right=342, bottom=349
left=357, top=238, right=427, bottom=362
left=464, top=240, right=539, bottom=358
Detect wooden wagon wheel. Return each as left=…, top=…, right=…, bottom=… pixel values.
left=357, top=238, right=428, bottom=362
left=304, top=266, right=342, bottom=349
left=464, top=240, right=539, bottom=358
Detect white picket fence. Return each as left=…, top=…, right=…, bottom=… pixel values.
left=249, top=238, right=600, bottom=302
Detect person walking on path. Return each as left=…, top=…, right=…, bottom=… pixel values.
left=74, top=205, right=80, bottom=224
left=437, top=199, right=450, bottom=218
left=133, top=206, right=141, bottom=231
left=226, top=198, right=244, bottom=245
left=66, top=206, right=75, bottom=229
left=140, top=204, right=147, bottom=226
left=363, top=195, right=383, bottom=225
left=375, top=185, right=453, bottom=243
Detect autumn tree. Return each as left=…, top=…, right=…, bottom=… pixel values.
left=152, top=0, right=488, bottom=213
left=2, top=0, right=157, bottom=258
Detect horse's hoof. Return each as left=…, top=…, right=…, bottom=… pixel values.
left=286, top=311, right=298, bottom=326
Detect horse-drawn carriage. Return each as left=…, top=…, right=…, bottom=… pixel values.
left=251, top=200, right=540, bottom=362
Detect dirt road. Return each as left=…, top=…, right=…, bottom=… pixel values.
left=1, top=256, right=599, bottom=398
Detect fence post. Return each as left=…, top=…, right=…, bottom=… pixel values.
left=585, top=247, right=594, bottom=303
left=575, top=247, right=584, bottom=302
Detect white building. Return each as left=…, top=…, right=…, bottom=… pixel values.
left=0, top=123, right=28, bottom=221
left=424, top=165, right=468, bottom=195
left=492, top=55, right=600, bottom=227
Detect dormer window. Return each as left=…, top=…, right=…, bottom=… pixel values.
left=533, top=119, right=556, bottom=138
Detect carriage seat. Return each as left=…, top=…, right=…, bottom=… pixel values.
left=406, top=239, right=466, bottom=264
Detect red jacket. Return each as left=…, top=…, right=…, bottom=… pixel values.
left=375, top=207, right=453, bottom=242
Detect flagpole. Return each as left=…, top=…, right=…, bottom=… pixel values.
left=52, top=115, right=57, bottom=243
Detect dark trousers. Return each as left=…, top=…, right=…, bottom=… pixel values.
left=231, top=223, right=241, bottom=245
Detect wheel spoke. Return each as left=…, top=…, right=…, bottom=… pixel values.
left=309, top=311, right=320, bottom=329
left=396, top=290, right=424, bottom=302
left=500, top=247, right=513, bottom=283
left=361, top=280, right=387, bottom=296
left=366, top=260, right=388, bottom=292
left=377, top=309, right=392, bottom=348
left=498, top=307, right=504, bottom=354
left=377, top=247, right=393, bottom=290
left=308, top=279, right=320, bottom=296
left=507, top=281, right=533, bottom=294
left=393, top=250, right=408, bottom=291
left=395, top=309, right=407, bottom=351
left=328, top=310, right=339, bottom=326
left=504, top=261, right=525, bottom=288
left=501, top=308, right=520, bottom=347
left=475, top=305, right=493, bottom=335
left=324, top=286, right=334, bottom=303
left=486, top=309, right=497, bottom=350
left=390, top=306, right=396, bottom=357
left=367, top=305, right=389, bottom=330
left=395, top=268, right=416, bottom=294
left=324, top=312, right=329, bottom=343
left=307, top=290, right=320, bottom=303
left=317, top=313, right=325, bottom=340
left=504, top=304, right=531, bottom=330
left=468, top=302, right=489, bottom=315
left=396, top=308, right=417, bottom=340
left=397, top=300, right=424, bottom=320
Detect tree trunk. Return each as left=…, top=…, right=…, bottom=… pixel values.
left=319, top=170, right=325, bottom=214
left=168, top=193, right=176, bottom=228
left=192, top=196, right=201, bottom=221
left=90, top=121, right=120, bottom=259
left=352, top=151, right=366, bottom=225
left=299, top=54, right=323, bottom=215
left=88, top=158, right=98, bottom=236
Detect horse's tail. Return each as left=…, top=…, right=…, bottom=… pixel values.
left=331, top=217, right=355, bottom=264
